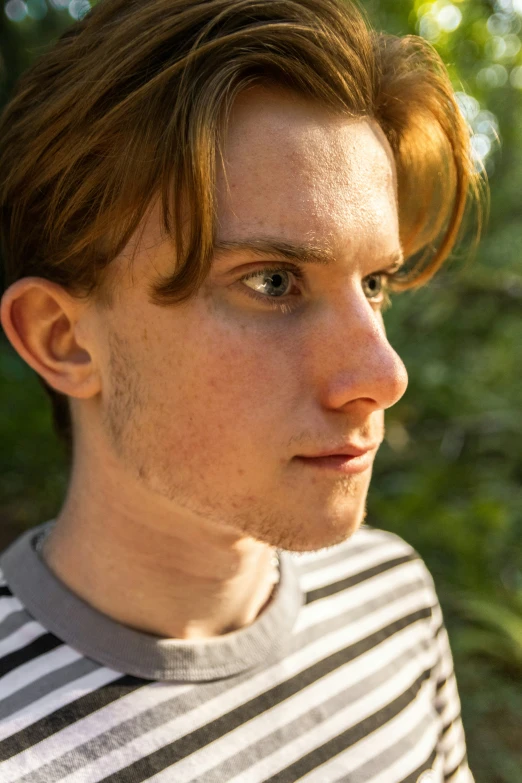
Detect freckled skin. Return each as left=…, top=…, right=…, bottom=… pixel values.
left=41, top=86, right=408, bottom=639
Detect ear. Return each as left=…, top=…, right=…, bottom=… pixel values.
left=0, top=277, right=100, bottom=399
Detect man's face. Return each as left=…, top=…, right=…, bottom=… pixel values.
left=88, top=86, right=408, bottom=552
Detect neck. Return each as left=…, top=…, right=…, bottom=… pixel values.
left=41, top=476, right=280, bottom=640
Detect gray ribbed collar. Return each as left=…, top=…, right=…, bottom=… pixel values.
left=0, top=520, right=304, bottom=682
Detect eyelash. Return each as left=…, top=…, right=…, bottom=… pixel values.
left=237, top=264, right=393, bottom=314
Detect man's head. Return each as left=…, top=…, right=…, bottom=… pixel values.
left=0, top=0, right=480, bottom=551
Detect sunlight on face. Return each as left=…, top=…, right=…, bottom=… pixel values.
left=94, top=86, right=408, bottom=553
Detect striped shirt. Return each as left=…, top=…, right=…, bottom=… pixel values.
left=0, top=520, right=474, bottom=783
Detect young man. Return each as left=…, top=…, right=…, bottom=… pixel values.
left=0, top=0, right=479, bottom=780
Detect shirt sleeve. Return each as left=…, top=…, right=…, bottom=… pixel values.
left=429, top=580, right=475, bottom=783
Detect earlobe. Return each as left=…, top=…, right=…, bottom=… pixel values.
left=0, top=277, right=100, bottom=399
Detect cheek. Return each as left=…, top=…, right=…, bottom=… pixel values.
left=147, top=320, right=292, bottom=459
left=202, top=336, right=285, bottom=419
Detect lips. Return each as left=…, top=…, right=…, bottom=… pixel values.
left=297, top=443, right=379, bottom=459
left=294, top=449, right=376, bottom=475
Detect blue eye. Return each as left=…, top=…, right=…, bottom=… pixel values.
left=238, top=265, right=304, bottom=314
left=241, top=268, right=295, bottom=298
left=362, top=273, right=386, bottom=301
left=236, top=265, right=392, bottom=314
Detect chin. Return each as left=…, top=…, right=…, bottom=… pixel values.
left=264, top=506, right=367, bottom=554
left=295, top=520, right=363, bottom=553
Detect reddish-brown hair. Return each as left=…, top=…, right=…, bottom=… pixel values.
left=0, top=0, right=483, bottom=452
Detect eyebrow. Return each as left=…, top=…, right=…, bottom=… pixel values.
left=213, top=237, right=404, bottom=271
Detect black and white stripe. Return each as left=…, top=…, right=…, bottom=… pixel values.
left=0, top=526, right=474, bottom=782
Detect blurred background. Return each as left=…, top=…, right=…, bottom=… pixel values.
left=0, top=0, right=521, bottom=780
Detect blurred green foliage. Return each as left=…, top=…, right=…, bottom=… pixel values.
left=0, top=0, right=521, bottom=781
left=366, top=3, right=522, bottom=780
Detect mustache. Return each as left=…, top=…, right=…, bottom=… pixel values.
left=289, top=422, right=385, bottom=452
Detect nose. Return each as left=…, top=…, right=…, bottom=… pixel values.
left=307, top=292, right=408, bottom=413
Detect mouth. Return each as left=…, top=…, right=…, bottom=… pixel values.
left=293, top=450, right=376, bottom=475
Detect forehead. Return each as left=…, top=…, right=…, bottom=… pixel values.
left=216, top=86, right=399, bottom=256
